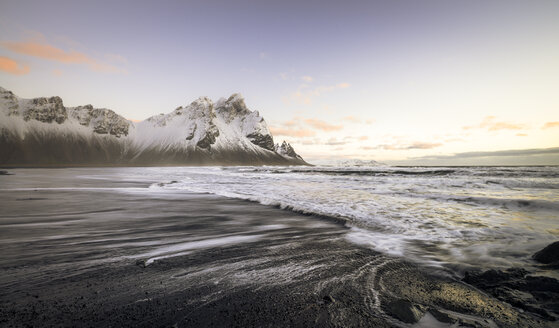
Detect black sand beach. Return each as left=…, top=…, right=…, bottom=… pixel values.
left=0, top=169, right=555, bottom=327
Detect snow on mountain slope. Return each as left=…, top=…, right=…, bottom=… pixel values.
left=0, top=87, right=307, bottom=166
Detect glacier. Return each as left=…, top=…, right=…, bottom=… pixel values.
left=0, top=87, right=307, bottom=166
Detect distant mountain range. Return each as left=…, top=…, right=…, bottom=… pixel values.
left=0, top=87, right=307, bottom=166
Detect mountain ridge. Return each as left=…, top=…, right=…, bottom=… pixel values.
left=0, top=87, right=308, bottom=166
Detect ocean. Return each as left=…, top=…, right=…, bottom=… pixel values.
left=144, top=165, right=559, bottom=276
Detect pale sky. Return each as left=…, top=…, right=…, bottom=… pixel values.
left=1, top=0, right=558, bottom=164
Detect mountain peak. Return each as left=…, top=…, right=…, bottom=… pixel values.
left=275, top=141, right=303, bottom=160
left=190, top=96, right=213, bottom=108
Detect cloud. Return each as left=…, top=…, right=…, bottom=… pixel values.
left=271, top=116, right=345, bottom=138
left=516, top=133, right=528, bottom=137
left=301, top=75, right=313, bottom=82
left=342, top=116, right=360, bottom=123
left=0, top=56, right=30, bottom=75
left=341, top=116, right=374, bottom=125
left=279, top=72, right=288, bottom=80
left=3, top=39, right=126, bottom=73
left=259, top=52, right=268, bottom=59
left=358, top=136, right=368, bottom=141
left=407, top=142, right=443, bottom=150
left=290, top=82, right=351, bottom=105
left=304, top=118, right=343, bottom=131
left=325, top=138, right=346, bottom=146
left=269, top=127, right=316, bottom=138
left=542, top=121, right=559, bottom=129
left=301, top=138, right=321, bottom=145
left=486, top=122, right=524, bottom=131
left=463, top=116, right=525, bottom=131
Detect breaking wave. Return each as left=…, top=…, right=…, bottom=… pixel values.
left=142, top=165, right=559, bottom=273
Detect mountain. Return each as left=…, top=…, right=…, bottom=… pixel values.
left=0, top=87, right=308, bottom=166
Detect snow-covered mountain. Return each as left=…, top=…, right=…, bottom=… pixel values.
left=0, top=87, right=307, bottom=166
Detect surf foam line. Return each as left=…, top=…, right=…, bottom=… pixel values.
left=145, top=181, right=420, bottom=260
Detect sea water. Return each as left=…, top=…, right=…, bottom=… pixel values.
left=140, top=165, right=559, bottom=275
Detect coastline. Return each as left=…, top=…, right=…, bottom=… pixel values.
left=0, top=169, right=555, bottom=327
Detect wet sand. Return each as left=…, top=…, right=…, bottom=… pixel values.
left=0, top=169, right=553, bottom=327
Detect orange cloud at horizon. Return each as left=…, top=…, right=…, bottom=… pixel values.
left=270, top=127, right=316, bottom=138
left=0, top=56, right=30, bottom=75
left=463, top=116, right=525, bottom=131
left=542, top=121, right=559, bottom=129
left=304, top=118, right=343, bottom=132
left=2, top=40, right=125, bottom=73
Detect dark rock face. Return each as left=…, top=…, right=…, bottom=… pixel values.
left=463, top=268, right=559, bottom=320
left=72, top=105, right=95, bottom=126
left=246, top=132, right=274, bottom=151
left=24, top=97, right=67, bottom=124
left=216, top=94, right=250, bottom=122
left=196, top=124, right=219, bottom=150
left=71, top=106, right=130, bottom=137
left=90, top=109, right=129, bottom=137
left=533, top=241, right=559, bottom=265
left=227, top=94, right=249, bottom=114
left=1, top=89, right=19, bottom=116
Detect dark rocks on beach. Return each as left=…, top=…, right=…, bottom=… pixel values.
left=463, top=267, right=559, bottom=321
left=533, top=241, right=559, bottom=265
left=463, top=268, right=528, bottom=289
left=135, top=259, right=148, bottom=268
left=0, top=170, right=12, bottom=175
left=322, top=295, right=335, bottom=304
left=428, top=308, right=455, bottom=323
left=383, top=299, right=424, bottom=324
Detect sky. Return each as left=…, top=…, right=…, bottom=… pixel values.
left=1, top=0, right=558, bottom=165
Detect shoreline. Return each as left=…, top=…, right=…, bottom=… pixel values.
left=0, top=170, right=556, bottom=327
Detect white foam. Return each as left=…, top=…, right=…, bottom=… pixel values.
left=116, top=165, right=559, bottom=271
left=137, top=234, right=264, bottom=260
left=345, top=227, right=406, bottom=257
